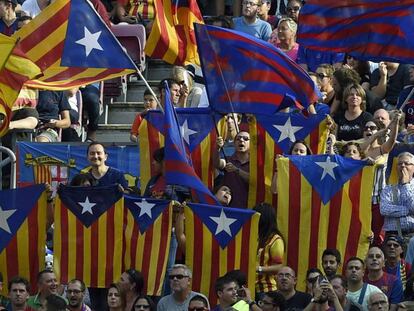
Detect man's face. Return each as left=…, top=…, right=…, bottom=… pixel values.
left=242, top=0, right=259, bottom=18
left=0, top=1, right=8, bottom=18
left=9, top=283, right=29, bottom=308
left=286, top=0, right=301, bottom=22
left=188, top=300, right=207, bottom=310
left=368, top=293, right=389, bottom=311
left=366, top=247, right=384, bottom=272
left=260, top=294, right=279, bottom=311
left=39, top=272, right=58, bottom=296
left=169, top=268, right=190, bottom=294
left=257, top=1, right=270, bottom=18
left=118, top=272, right=133, bottom=293
left=373, top=109, right=390, bottom=128
left=218, top=281, right=238, bottom=305
left=276, top=267, right=296, bottom=292
left=330, top=278, right=346, bottom=301
left=87, top=144, right=107, bottom=168
left=66, top=281, right=84, bottom=308
left=169, top=83, right=181, bottom=105
left=144, top=94, right=157, bottom=110
left=397, top=155, right=414, bottom=183
left=345, top=260, right=364, bottom=283
left=322, top=255, right=339, bottom=278
left=384, top=240, right=403, bottom=260
left=235, top=131, right=250, bottom=153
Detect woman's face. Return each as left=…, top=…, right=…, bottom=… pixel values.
left=363, top=121, right=378, bottom=139
left=344, top=144, right=361, bottom=160
left=346, top=55, right=357, bottom=68
left=306, top=272, right=321, bottom=293
left=277, top=21, right=294, bottom=41
left=346, top=88, right=362, bottom=110
left=215, top=185, right=232, bottom=206
left=107, top=287, right=122, bottom=309
left=291, top=143, right=308, bottom=156
left=316, top=67, right=331, bottom=91
left=134, top=298, right=151, bottom=310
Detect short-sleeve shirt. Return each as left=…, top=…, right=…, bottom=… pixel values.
left=297, top=46, right=345, bottom=72
left=397, top=86, right=414, bottom=126
left=157, top=291, right=209, bottom=311
left=364, top=272, right=403, bottom=304
left=232, top=17, right=272, bottom=41
left=334, top=111, right=373, bottom=141
left=221, top=154, right=249, bottom=208
left=347, top=283, right=382, bottom=310
left=284, top=291, right=312, bottom=311
left=36, top=91, right=71, bottom=121
left=0, top=19, right=18, bottom=36
left=87, top=167, right=128, bottom=189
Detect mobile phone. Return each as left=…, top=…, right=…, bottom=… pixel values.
left=237, top=288, right=246, bottom=297
left=318, top=276, right=328, bottom=284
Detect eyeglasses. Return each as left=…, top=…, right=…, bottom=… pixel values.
left=67, top=289, right=83, bottom=295
left=258, top=300, right=276, bottom=307
left=135, top=305, right=150, bottom=310
left=236, top=136, right=250, bottom=141
left=169, top=274, right=189, bottom=280
left=317, top=73, right=328, bottom=79
left=243, top=1, right=258, bottom=6
left=188, top=308, right=207, bottom=311
left=277, top=273, right=294, bottom=279
left=364, top=125, right=377, bottom=131
left=398, top=162, right=414, bottom=167
left=287, top=6, right=301, bottom=12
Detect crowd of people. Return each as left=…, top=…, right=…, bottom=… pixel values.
left=2, top=0, right=414, bottom=310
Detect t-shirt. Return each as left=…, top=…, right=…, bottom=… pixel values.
left=88, top=167, right=128, bottom=189
left=0, top=19, right=18, bottom=36
left=297, top=46, right=345, bottom=72
left=221, top=154, right=249, bottom=208
left=397, top=86, right=414, bottom=126
left=346, top=283, right=382, bottom=311
left=232, top=17, right=272, bottom=41
left=36, top=91, right=71, bottom=122
left=370, top=64, right=411, bottom=107
left=21, top=0, right=42, bottom=18
left=157, top=291, right=208, bottom=311
left=364, top=272, right=403, bottom=304
left=284, top=291, right=312, bottom=311
left=334, top=111, right=373, bottom=141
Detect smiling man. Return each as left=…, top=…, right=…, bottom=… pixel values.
left=27, top=270, right=59, bottom=310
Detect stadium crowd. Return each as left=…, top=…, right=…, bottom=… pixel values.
left=1, top=0, right=414, bottom=310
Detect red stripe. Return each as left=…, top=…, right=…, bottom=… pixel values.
left=344, top=171, right=363, bottom=262
left=33, top=40, right=65, bottom=70
left=166, top=160, right=198, bottom=176
left=0, top=68, right=30, bottom=91
left=42, top=68, right=126, bottom=83
left=28, top=204, right=40, bottom=290
left=191, top=145, right=202, bottom=178
left=256, top=124, right=267, bottom=205
left=287, top=163, right=300, bottom=272
left=105, top=206, right=116, bottom=286
left=308, top=126, right=320, bottom=154
left=209, top=227, right=220, bottom=303
left=75, top=217, right=84, bottom=279
left=121, top=208, right=128, bottom=270
left=130, top=217, right=139, bottom=270
left=226, top=237, right=236, bottom=272
left=147, top=122, right=162, bottom=177
left=175, top=25, right=188, bottom=65
left=223, top=91, right=285, bottom=105
left=90, top=217, right=99, bottom=287
left=191, top=214, right=203, bottom=290
left=153, top=209, right=170, bottom=294
left=326, top=189, right=343, bottom=249
left=19, top=2, right=71, bottom=55
left=208, top=132, right=217, bottom=188
left=308, top=189, right=321, bottom=269
left=60, top=205, right=69, bottom=284
left=5, top=237, right=18, bottom=286
left=240, top=221, right=252, bottom=275
left=150, top=0, right=171, bottom=59
left=141, top=223, right=153, bottom=292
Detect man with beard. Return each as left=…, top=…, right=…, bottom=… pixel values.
left=27, top=270, right=59, bottom=310
left=321, top=249, right=341, bottom=280
left=364, top=247, right=403, bottom=311
left=345, top=257, right=381, bottom=310
left=6, top=277, right=33, bottom=311
left=66, top=279, right=90, bottom=311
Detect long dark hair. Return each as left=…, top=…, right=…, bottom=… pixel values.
left=253, top=203, right=284, bottom=248
left=131, top=295, right=156, bottom=311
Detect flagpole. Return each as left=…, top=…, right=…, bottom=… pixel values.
left=134, top=64, right=164, bottom=113
left=211, top=112, right=228, bottom=162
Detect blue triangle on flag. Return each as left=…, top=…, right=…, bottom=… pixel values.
left=188, top=203, right=255, bottom=248
left=289, top=154, right=367, bottom=204
left=124, top=196, right=170, bottom=234
left=61, top=0, right=135, bottom=69
left=58, top=185, right=123, bottom=227
left=0, top=184, right=45, bottom=252
left=255, top=112, right=326, bottom=153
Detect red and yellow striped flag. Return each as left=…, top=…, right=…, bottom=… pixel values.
left=185, top=203, right=259, bottom=305
left=277, top=157, right=374, bottom=291
left=54, top=185, right=124, bottom=287
left=128, top=0, right=155, bottom=20
left=13, top=0, right=136, bottom=90
left=0, top=46, right=42, bottom=137
left=123, top=197, right=172, bottom=295
left=145, top=0, right=204, bottom=65
left=0, top=185, right=47, bottom=293
left=248, top=114, right=329, bottom=208
left=0, top=33, right=16, bottom=71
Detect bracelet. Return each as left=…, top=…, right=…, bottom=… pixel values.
left=248, top=300, right=257, bottom=307
left=258, top=266, right=263, bottom=273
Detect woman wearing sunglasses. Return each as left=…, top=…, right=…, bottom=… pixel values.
left=131, top=295, right=155, bottom=311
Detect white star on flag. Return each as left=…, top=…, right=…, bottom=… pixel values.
left=75, top=27, right=103, bottom=57
left=135, top=199, right=156, bottom=218
left=273, top=117, right=302, bottom=143
left=0, top=206, right=17, bottom=234
left=78, top=197, right=96, bottom=215
left=210, top=209, right=237, bottom=237
left=315, top=156, right=339, bottom=181
left=181, top=119, right=197, bottom=145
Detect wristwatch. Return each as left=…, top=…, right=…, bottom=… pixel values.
left=248, top=300, right=257, bottom=307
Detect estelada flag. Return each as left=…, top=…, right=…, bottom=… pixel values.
left=185, top=203, right=259, bottom=305
left=247, top=113, right=329, bottom=208
left=123, top=196, right=172, bottom=296
left=0, top=184, right=47, bottom=293
left=277, top=155, right=374, bottom=290
left=13, top=0, right=136, bottom=90
left=0, top=33, right=16, bottom=71
left=145, top=0, right=204, bottom=65
left=54, top=185, right=124, bottom=287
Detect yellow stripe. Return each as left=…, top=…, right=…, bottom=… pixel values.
left=200, top=225, right=212, bottom=294
left=185, top=205, right=195, bottom=277
left=199, top=136, right=211, bottom=186
left=0, top=251, right=7, bottom=295
left=234, top=227, right=242, bottom=268
left=83, top=220, right=91, bottom=286
left=0, top=34, right=16, bottom=71
left=67, top=208, right=77, bottom=280
left=389, top=157, right=399, bottom=185
left=139, top=121, right=151, bottom=195
left=112, top=199, right=124, bottom=283
left=317, top=118, right=329, bottom=154
left=357, top=166, right=374, bottom=258
left=264, top=132, right=275, bottom=204
left=248, top=118, right=258, bottom=208
left=277, top=157, right=290, bottom=262
left=336, top=180, right=351, bottom=275
left=16, top=220, right=30, bottom=277
left=147, top=215, right=162, bottom=295
left=248, top=213, right=259, bottom=301
left=97, top=212, right=107, bottom=287
left=124, top=211, right=134, bottom=269
left=36, top=192, right=47, bottom=273
left=54, top=197, right=62, bottom=282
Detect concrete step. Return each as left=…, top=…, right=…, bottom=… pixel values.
left=96, top=124, right=132, bottom=143
left=145, top=59, right=173, bottom=81
left=99, top=102, right=145, bottom=124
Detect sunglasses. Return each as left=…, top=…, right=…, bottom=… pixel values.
left=364, top=125, right=377, bottom=131
left=188, top=308, right=207, bottom=311
left=135, top=305, right=150, bottom=310
left=236, top=136, right=250, bottom=141
left=169, top=274, right=189, bottom=280
left=317, top=73, right=328, bottom=79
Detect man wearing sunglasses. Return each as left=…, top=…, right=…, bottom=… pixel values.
left=157, top=265, right=209, bottom=311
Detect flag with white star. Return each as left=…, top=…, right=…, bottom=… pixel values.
left=277, top=156, right=375, bottom=292
left=54, top=185, right=124, bottom=287
left=123, top=196, right=172, bottom=296
left=12, top=0, right=136, bottom=90
left=185, top=202, right=259, bottom=304
left=0, top=184, right=47, bottom=293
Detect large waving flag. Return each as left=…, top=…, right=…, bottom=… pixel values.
left=247, top=113, right=329, bottom=208
left=54, top=185, right=124, bottom=287
left=185, top=203, right=259, bottom=305
left=145, top=0, right=204, bottom=65
left=0, top=34, right=16, bottom=71
left=163, top=88, right=219, bottom=204
left=0, top=185, right=46, bottom=293
left=194, top=24, right=321, bottom=115
left=0, top=46, right=42, bottom=137
left=277, top=155, right=374, bottom=290
left=297, top=0, right=414, bottom=63
left=123, top=196, right=172, bottom=296
left=13, top=0, right=136, bottom=90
